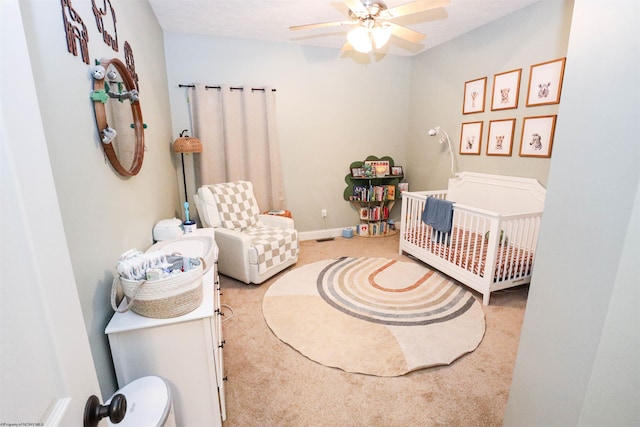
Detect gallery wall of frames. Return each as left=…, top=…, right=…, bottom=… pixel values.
left=459, top=57, right=565, bottom=159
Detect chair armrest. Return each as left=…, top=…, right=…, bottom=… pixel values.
left=259, top=214, right=295, bottom=229
left=213, top=228, right=252, bottom=283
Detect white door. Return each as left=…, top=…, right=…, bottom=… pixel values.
left=1, top=1, right=104, bottom=425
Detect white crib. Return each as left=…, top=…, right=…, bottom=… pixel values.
left=399, top=172, right=546, bottom=305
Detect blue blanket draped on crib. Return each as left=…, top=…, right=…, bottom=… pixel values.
left=421, top=197, right=454, bottom=243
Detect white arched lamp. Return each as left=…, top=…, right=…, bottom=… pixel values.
left=428, top=126, right=459, bottom=177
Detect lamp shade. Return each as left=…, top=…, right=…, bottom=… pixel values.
left=372, top=25, right=391, bottom=49
left=173, top=136, right=203, bottom=153
left=347, top=26, right=372, bottom=53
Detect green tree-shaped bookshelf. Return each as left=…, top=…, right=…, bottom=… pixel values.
left=343, top=155, right=404, bottom=237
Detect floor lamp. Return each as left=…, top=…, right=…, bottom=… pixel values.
left=173, top=130, right=203, bottom=229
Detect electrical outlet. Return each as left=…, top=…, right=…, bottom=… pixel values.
left=321, top=209, right=327, bottom=218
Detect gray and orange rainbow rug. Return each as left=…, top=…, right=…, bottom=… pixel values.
left=262, top=257, right=486, bottom=376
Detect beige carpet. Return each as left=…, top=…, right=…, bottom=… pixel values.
left=263, top=257, right=486, bottom=376
left=218, top=234, right=529, bottom=426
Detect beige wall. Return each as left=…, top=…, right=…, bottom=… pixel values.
left=164, top=1, right=574, bottom=235
left=163, top=34, right=412, bottom=233
left=20, top=0, right=177, bottom=397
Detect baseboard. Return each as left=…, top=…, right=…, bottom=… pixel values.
left=299, top=221, right=402, bottom=241
left=299, top=227, right=345, bottom=241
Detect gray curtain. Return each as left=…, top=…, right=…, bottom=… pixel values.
left=189, top=84, right=286, bottom=211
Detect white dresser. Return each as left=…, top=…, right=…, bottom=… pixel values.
left=105, top=265, right=226, bottom=426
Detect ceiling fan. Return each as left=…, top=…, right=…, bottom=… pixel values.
left=290, top=0, right=450, bottom=53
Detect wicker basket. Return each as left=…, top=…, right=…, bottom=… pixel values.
left=112, top=257, right=204, bottom=319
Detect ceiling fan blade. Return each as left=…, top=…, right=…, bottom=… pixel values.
left=340, top=41, right=354, bottom=52
left=384, top=0, right=450, bottom=19
left=290, top=20, right=353, bottom=31
left=342, top=0, right=368, bottom=16
left=387, top=21, right=426, bottom=43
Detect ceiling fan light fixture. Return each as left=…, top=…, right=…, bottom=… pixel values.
left=372, top=24, right=391, bottom=49
left=347, top=26, right=372, bottom=53
left=292, top=0, right=434, bottom=53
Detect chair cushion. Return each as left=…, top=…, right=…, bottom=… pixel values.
left=207, top=181, right=261, bottom=231
left=245, top=226, right=299, bottom=273
left=196, top=186, right=221, bottom=228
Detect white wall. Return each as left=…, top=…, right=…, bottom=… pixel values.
left=19, top=0, right=177, bottom=397
left=408, top=0, right=574, bottom=191
left=504, top=1, right=640, bottom=425
left=163, top=34, right=412, bottom=233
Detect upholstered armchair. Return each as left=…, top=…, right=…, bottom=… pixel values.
left=194, top=181, right=299, bottom=284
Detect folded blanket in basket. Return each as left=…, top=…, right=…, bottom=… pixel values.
left=421, top=196, right=454, bottom=234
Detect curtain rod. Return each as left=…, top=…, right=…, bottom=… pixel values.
left=178, top=84, right=276, bottom=92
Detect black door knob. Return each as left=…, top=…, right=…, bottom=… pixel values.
left=83, top=393, right=127, bottom=427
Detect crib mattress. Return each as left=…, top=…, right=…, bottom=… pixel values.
left=403, top=227, right=534, bottom=281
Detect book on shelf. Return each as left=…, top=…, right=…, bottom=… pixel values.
left=374, top=186, right=384, bottom=201
left=386, top=185, right=395, bottom=200
left=370, top=206, right=380, bottom=221
left=369, top=221, right=389, bottom=236
left=353, top=185, right=367, bottom=201
left=352, top=184, right=398, bottom=202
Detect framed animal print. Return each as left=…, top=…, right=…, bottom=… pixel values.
left=519, top=115, right=557, bottom=158
left=487, top=119, right=516, bottom=156
left=463, top=77, right=487, bottom=114
left=491, top=69, right=521, bottom=111
left=459, top=121, right=483, bottom=155
left=526, top=58, right=566, bottom=106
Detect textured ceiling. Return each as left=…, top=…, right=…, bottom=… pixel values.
left=148, top=0, right=541, bottom=56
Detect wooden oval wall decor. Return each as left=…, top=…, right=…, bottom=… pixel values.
left=92, top=58, right=145, bottom=176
